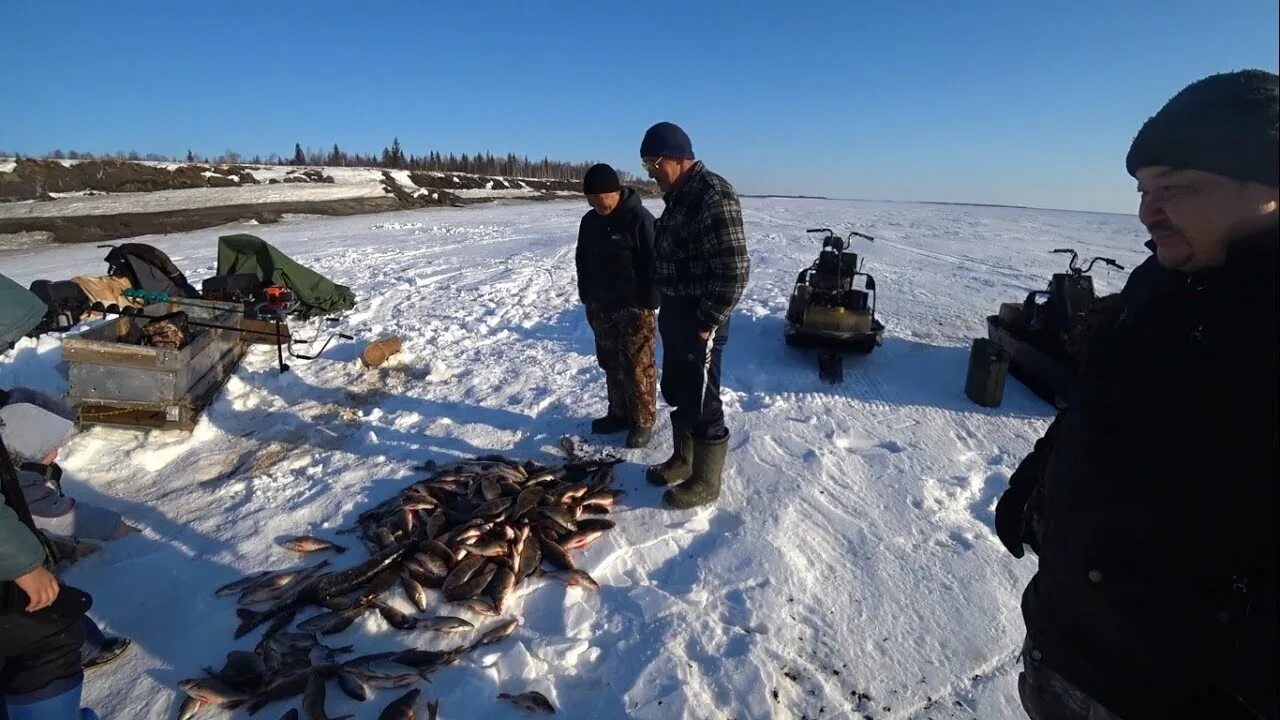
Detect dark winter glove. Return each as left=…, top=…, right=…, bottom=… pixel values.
left=994, top=482, right=1034, bottom=559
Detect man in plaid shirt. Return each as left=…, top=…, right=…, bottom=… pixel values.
left=640, top=122, right=750, bottom=509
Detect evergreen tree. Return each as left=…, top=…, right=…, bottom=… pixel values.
left=389, top=137, right=405, bottom=169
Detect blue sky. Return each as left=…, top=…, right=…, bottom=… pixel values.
left=2, top=1, right=1276, bottom=213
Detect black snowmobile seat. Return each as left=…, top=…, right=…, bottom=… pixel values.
left=811, top=251, right=858, bottom=292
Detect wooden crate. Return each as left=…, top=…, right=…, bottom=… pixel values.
left=64, top=299, right=247, bottom=430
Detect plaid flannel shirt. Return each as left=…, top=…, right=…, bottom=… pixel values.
left=653, top=162, right=750, bottom=330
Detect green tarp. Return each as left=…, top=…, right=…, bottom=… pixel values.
left=216, top=234, right=356, bottom=318
left=0, top=273, right=46, bottom=350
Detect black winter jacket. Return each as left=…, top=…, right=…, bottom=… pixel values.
left=575, top=188, right=659, bottom=312
left=1014, top=228, right=1278, bottom=719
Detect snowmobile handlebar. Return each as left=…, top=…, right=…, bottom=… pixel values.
left=1051, top=248, right=1080, bottom=266
left=1048, top=249, right=1124, bottom=275
left=1081, top=257, right=1125, bottom=273
left=806, top=228, right=875, bottom=242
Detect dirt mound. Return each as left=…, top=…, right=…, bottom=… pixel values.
left=407, top=172, right=483, bottom=190
left=0, top=196, right=405, bottom=244
left=1, top=159, right=597, bottom=244
left=0, top=158, right=267, bottom=200
left=2, top=158, right=588, bottom=203
left=285, top=168, right=333, bottom=184
left=380, top=172, right=463, bottom=208
left=404, top=172, right=579, bottom=194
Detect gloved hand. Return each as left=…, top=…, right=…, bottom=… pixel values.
left=995, top=482, right=1034, bottom=558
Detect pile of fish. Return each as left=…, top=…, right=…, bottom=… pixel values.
left=176, top=452, right=622, bottom=718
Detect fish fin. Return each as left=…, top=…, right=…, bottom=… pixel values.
left=223, top=699, right=245, bottom=711
left=332, top=544, right=347, bottom=554
left=233, top=608, right=265, bottom=639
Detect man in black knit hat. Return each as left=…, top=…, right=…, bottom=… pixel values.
left=640, top=122, right=750, bottom=509
left=575, top=163, right=659, bottom=448
left=996, top=69, right=1277, bottom=719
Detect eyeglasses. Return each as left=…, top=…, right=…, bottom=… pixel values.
left=641, top=157, right=663, bottom=172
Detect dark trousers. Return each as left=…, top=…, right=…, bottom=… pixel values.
left=658, top=296, right=730, bottom=442
left=0, top=602, right=87, bottom=699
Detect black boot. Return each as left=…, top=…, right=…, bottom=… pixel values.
left=663, top=434, right=728, bottom=509
left=625, top=425, right=653, bottom=449
left=591, top=413, right=629, bottom=434
left=645, top=416, right=693, bottom=486
left=82, top=636, right=132, bottom=671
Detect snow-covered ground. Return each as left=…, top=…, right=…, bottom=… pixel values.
left=0, top=197, right=1147, bottom=719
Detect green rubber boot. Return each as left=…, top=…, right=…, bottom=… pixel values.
left=663, top=434, right=728, bottom=509
left=645, top=416, right=693, bottom=486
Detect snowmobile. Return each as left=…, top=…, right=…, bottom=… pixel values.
left=784, top=228, right=886, bottom=383
left=985, top=248, right=1123, bottom=406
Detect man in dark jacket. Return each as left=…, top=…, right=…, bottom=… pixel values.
left=640, top=122, right=750, bottom=509
left=575, top=163, right=660, bottom=449
left=996, top=69, right=1278, bottom=720
left=1, top=433, right=95, bottom=719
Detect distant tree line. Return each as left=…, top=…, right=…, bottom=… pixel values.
left=4, top=138, right=647, bottom=184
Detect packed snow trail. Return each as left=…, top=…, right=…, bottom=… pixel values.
left=0, top=198, right=1147, bottom=719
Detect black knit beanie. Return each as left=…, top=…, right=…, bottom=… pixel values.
left=582, top=163, right=621, bottom=195
left=640, top=122, right=695, bottom=160
left=1126, top=69, right=1279, bottom=187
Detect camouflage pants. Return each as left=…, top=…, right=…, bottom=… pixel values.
left=585, top=306, right=657, bottom=429
left=1018, top=637, right=1126, bottom=720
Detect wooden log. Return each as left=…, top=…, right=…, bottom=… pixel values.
left=360, top=336, right=403, bottom=368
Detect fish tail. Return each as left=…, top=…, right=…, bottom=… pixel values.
left=233, top=608, right=266, bottom=639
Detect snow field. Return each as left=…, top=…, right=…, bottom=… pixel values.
left=0, top=197, right=1146, bottom=719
